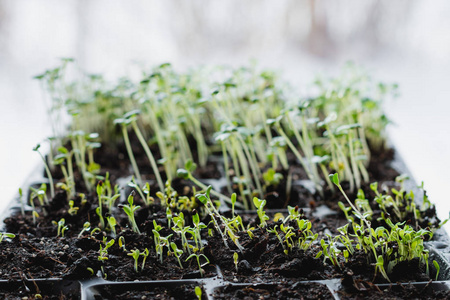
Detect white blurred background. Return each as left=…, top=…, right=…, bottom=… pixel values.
left=1, top=0, right=449, bottom=227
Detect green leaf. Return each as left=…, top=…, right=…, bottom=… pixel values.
left=177, top=169, right=189, bottom=179
left=330, top=173, right=339, bottom=186
left=197, top=194, right=208, bottom=205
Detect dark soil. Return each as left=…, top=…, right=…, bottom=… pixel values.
left=213, top=281, right=334, bottom=300
left=339, top=281, right=450, bottom=300
left=92, top=283, right=206, bottom=300
left=0, top=280, right=80, bottom=300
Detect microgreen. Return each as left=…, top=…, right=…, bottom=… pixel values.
left=185, top=253, right=210, bottom=277
left=52, top=218, right=68, bottom=237
left=106, top=216, right=117, bottom=238
left=18, top=188, right=24, bottom=217
left=433, top=260, right=440, bottom=281
left=196, top=186, right=244, bottom=252
left=0, top=233, right=15, bottom=243
left=253, top=197, right=269, bottom=227
left=127, top=249, right=141, bottom=273
left=33, top=144, right=55, bottom=199
left=170, top=242, right=184, bottom=268
left=53, top=146, right=76, bottom=198
left=121, top=191, right=141, bottom=234
left=78, top=222, right=91, bottom=238
left=233, top=252, right=239, bottom=272
left=195, top=286, right=202, bottom=300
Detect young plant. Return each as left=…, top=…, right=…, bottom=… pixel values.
left=233, top=252, right=239, bottom=272
left=0, top=232, right=15, bottom=243
left=98, top=238, right=115, bottom=279
left=52, top=218, right=68, bottom=237
left=121, top=191, right=141, bottom=234
left=170, top=242, right=184, bottom=268
left=18, top=188, right=25, bottom=217
left=53, top=146, right=76, bottom=198
left=196, top=186, right=244, bottom=252
left=33, top=144, right=55, bottom=199
left=78, top=222, right=91, bottom=238
left=123, top=110, right=164, bottom=191
left=195, top=286, right=202, bottom=300
left=185, top=253, right=210, bottom=277
left=433, top=260, right=440, bottom=281
left=106, top=216, right=117, bottom=238
left=253, top=197, right=269, bottom=227
left=127, top=249, right=141, bottom=272
left=113, top=117, right=143, bottom=185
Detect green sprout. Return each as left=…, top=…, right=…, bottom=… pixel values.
left=18, top=188, right=24, bottom=216
left=170, top=242, right=184, bottom=268
left=0, top=232, right=15, bottom=243
left=52, top=218, right=68, bottom=237
left=68, top=200, right=79, bottom=216
left=106, top=216, right=117, bottom=238
left=78, top=222, right=91, bottom=238
left=33, top=144, right=55, bottom=199
left=233, top=252, right=239, bottom=272
left=253, top=197, right=269, bottom=227
left=185, top=253, right=210, bottom=277
left=127, top=249, right=141, bottom=273
left=118, top=236, right=127, bottom=252
left=433, top=260, right=440, bottom=281
left=98, top=238, right=115, bottom=279
left=121, top=191, right=141, bottom=234
left=196, top=186, right=244, bottom=252
left=195, top=286, right=202, bottom=300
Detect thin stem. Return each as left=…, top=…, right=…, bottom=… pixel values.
left=131, top=120, right=164, bottom=191
left=121, top=124, right=142, bottom=185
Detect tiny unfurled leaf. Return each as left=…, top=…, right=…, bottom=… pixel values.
left=330, top=173, right=339, bottom=186
left=177, top=169, right=189, bottom=179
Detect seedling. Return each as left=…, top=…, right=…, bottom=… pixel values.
left=127, top=249, right=141, bottom=272
left=68, top=200, right=79, bottom=216
left=33, top=144, right=55, bottom=199
left=121, top=191, right=141, bottom=234
left=98, top=238, right=115, bottom=278
left=170, top=242, right=184, bottom=268
left=185, top=253, right=210, bottom=277
left=196, top=186, right=244, bottom=252
left=106, top=216, right=117, bottom=238
left=18, top=188, right=24, bottom=216
left=233, top=252, right=239, bottom=272
left=114, top=117, right=143, bottom=185
left=253, top=197, right=269, bottom=227
left=53, top=146, right=76, bottom=197
left=78, top=222, right=91, bottom=238
left=52, top=218, right=68, bottom=237
left=0, top=233, right=15, bottom=243
left=141, top=248, right=149, bottom=271
left=330, top=173, right=370, bottom=228
left=433, top=260, right=440, bottom=281
left=195, top=286, right=202, bottom=300
left=118, top=236, right=127, bottom=252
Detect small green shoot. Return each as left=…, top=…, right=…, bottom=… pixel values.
left=0, top=233, right=15, bottom=243
left=121, top=191, right=141, bottom=233
left=433, top=260, right=440, bottom=281
left=195, top=286, right=202, bottom=300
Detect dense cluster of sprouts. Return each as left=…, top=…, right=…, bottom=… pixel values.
left=3, top=59, right=444, bottom=283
